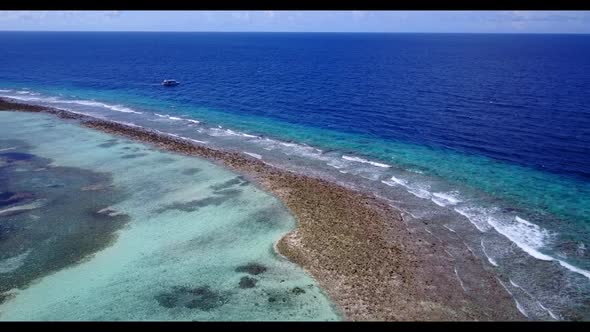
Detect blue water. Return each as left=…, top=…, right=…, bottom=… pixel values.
left=1, top=32, right=590, bottom=320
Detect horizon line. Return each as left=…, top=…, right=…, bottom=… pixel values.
left=0, top=30, right=589, bottom=35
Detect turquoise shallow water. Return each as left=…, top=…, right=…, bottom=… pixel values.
left=0, top=111, right=340, bottom=321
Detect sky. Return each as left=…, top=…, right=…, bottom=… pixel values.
left=0, top=11, right=589, bottom=33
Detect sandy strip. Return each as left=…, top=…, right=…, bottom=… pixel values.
left=0, top=98, right=524, bottom=321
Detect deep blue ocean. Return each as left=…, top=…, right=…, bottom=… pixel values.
left=1, top=32, right=589, bottom=320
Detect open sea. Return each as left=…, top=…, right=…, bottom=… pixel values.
left=1, top=32, right=589, bottom=320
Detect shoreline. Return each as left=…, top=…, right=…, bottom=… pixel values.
left=0, top=98, right=525, bottom=321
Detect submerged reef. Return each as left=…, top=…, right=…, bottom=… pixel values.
left=235, top=263, right=268, bottom=276
left=0, top=139, right=131, bottom=294
left=155, top=286, right=228, bottom=311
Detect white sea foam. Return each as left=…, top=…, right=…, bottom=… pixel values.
left=442, top=225, right=456, bottom=233
left=182, top=137, right=208, bottom=145
left=208, top=127, right=245, bottom=138
left=58, top=99, right=142, bottom=114
left=509, top=279, right=535, bottom=299
left=97, top=207, right=125, bottom=217
left=0, top=147, right=16, bottom=152
left=0, top=95, right=49, bottom=102
left=507, top=279, right=556, bottom=319
left=497, top=278, right=528, bottom=318
left=268, top=140, right=323, bottom=159
left=454, top=205, right=590, bottom=279
left=481, top=239, right=499, bottom=266
left=59, top=108, right=92, bottom=116
left=225, top=129, right=241, bottom=136
left=113, top=120, right=141, bottom=128
left=381, top=175, right=407, bottom=187
left=486, top=216, right=590, bottom=280
left=0, top=200, right=45, bottom=216
left=464, top=243, right=476, bottom=256
left=538, top=301, right=559, bottom=320
left=454, top=267, right=467, bottom=292
left=486, top=215, right=553, bottom=261
left=327, top=162, right=343, bottom=169
left=514, top=216, right=535, bottom=227
left=454, top=206, right=492, bottom=232
left=154, top=113, right=191, bottom=122
left=431, top=192, right=462, bottom=207
left=342, top=155, right=391, bottom=168
left=1, top=94, right=143, bottom=114
left=244, top=152, right=262, bottom=159
left=515, top=300, right=529, bottom=318
left=408, top=187, right=432, bottom=199
left=252, top=138, right=322, bottom=161
left=381, top=175, right=434, bottom=200
left=557, top=260, right=590, bottom=279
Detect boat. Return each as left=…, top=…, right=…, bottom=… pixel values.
left=162, top=79, right=180, bottom=86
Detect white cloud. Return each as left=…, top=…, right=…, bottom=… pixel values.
left=231, top=11, right=251, bottom=22
left=104, top=11, right=121, bottom=18
left=352, top=11, right=367, bottom=20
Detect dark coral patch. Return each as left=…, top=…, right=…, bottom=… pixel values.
left=182, top=168, right=202, bottom=176
left=121, top=146, right=141, bottom=152
left=157, top=196, right=229, bottom=213
left=97, top=139, right=119, bottom=148
left=0, top=292, right=14, bottom=305
left=97, top=142, right=117, bottom=148
left=212, top=188, right=242, bottom=197
left=156, top=188, right=242, bottom=214
left=0, top=146, right=131, bottom=295
left=209, top=176, right=248, bottom=191
left=244, top=206, right=285, bottom=228
left=157, top=157, right=176, bottom=164
left=155, top=286, right=227, bottom=311
left=154, top=293, right=177, bottom=308
left=291, top=287, right=306, bottom=295
left=239, top=276, right=258, bottom=289
left=121, top=153, right=148, bottom=159
left=235, top=263, right=267, bottom=275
